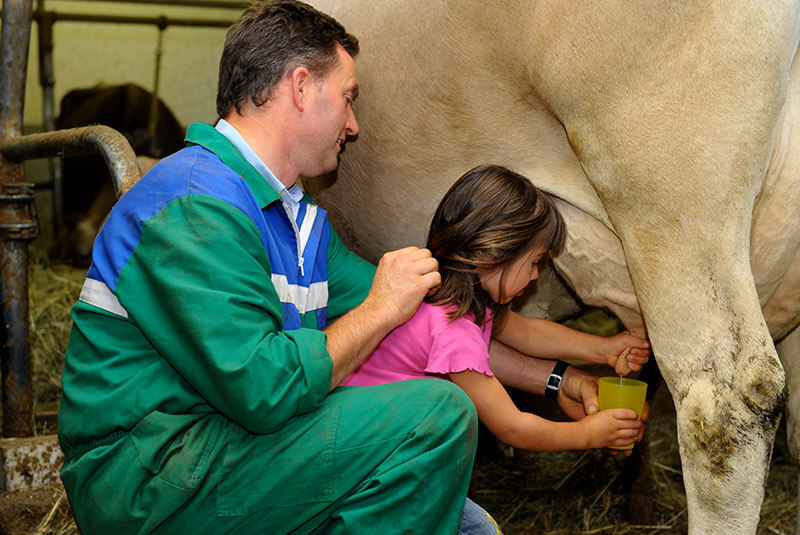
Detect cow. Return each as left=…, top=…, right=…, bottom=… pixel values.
left=303, top=1, right=800, bottom=533
left=49, top=154, right=159, bottom=266
left=49, top=83, right=184, bottom=266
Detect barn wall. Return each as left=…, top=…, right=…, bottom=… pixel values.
left=22, top=0, right=242, bottom=132
left=15, top=0, right=243, bottom=247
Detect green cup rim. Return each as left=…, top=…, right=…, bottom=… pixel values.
left=599, top=376, right=647, bottom=388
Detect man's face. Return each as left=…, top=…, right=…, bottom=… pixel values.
left=302, top=44, right=359, bottom=177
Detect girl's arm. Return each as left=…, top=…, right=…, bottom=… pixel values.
left=493, top=310, right=650, bottom=371
left=449, top=369, right=642, bottom=451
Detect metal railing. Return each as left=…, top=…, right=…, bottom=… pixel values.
left=0, top=0, right=232, bottom=437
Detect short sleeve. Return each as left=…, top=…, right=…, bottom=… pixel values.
left=426, top=314, right=494, bottom=377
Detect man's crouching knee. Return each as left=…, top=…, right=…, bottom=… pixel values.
left=408, top=379, right=479, bottom=459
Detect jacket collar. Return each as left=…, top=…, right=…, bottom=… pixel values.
left=185, top=121, right=281, bottom=209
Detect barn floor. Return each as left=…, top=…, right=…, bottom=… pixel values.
left=468, top=382, right=799, bottom=535
left=0, top=482, right=73, bottom=535
left=0, top=397, right=796, bottom=534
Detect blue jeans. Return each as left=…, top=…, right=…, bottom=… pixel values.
left=459, top=498, right=502, bottom=534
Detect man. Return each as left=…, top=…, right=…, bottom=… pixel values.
left=58, top=2, right=621, bottom=533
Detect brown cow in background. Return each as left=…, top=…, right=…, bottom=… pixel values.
left=49, top=83, right=185, bottom=266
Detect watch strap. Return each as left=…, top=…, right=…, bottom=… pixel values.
left=545, top=360, right=569, bottom=401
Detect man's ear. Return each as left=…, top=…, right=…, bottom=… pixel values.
left=291, top=66, right=311, bottom=112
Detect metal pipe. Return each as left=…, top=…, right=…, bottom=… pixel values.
left=0, top=0, right=36, bottom=438
left=46, top=0, right=247, bottom=9
left=0, top=126, right=140, bottom=440
left=148, top=19, right=166, bottom=157
left=1, top=1, right=33, bottom=143
left=0, top=9, right=236, bottom=28
left=0, top=126, right=142, bottom=197
left=33, top=10, right=235, bottom=27
left=0, top=184, right=39, bottom=439
left=37, top=8, right=64, bottom=232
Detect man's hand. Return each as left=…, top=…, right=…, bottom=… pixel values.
left=557, top=365, right=600, bottom=420
left=325, top=247, right=439, bottom=390
left=361, top=247, right=441, bottom=329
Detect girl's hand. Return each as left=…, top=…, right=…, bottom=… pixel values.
left=582, top=408, right=643, bottom=450
left=602, top=332, right=650, bottom=375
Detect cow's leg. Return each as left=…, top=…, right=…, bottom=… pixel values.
left=775, top=324, right=800, bottom=534
left=50, top=178, right=116, bottom=266
left=607, top=215, right=784, bottom=535
left=587, top=134, right=785, bottom=534
left=557, top=190, right=783, bottom=533
left=555, top=91, right=785, bottom=535
left=539, top=6, right=793, bottom=526
left=547, top=197, right=780, bottom=533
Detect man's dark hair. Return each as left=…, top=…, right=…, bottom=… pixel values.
left=216, top=0, right=359, bottom=117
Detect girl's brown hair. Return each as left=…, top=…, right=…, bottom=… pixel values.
left=425, top=164, right=566, bottom=327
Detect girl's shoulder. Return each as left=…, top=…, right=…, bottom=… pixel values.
left=418, top=302, right=493, bottom=336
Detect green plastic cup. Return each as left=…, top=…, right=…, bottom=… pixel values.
left=598, top=376, right=647, bottom=450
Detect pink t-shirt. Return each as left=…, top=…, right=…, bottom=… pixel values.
left=341, top=302, right=494, bottom=386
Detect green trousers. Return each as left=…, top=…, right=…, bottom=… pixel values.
left=62, top=379, right=478, bottom=534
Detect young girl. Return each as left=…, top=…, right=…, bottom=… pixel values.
left=341, top=164, right=650, bottom=452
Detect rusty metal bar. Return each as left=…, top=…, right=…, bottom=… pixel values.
left=147, top=20, right=166, bottom=157
left=0, top=126, right=142, bottom=197
left=47, top=0, right=247, bottom=9
left=36, top=8, right=65, bottom=233
left=1, top=2, right=32, bottom=143
left=0, top=0, right=36, bottom=438
left=0, top=10, right=237, bottom=32
left=0, top=185, right=39, bottom=439
left=32, top=10, right=235, bottom=27
left=0, top=125, right=140, bottom=438
left=20, top=4, right=233, bottom=235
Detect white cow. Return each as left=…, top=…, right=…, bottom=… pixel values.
left=305, top=1, right=800, bottom=533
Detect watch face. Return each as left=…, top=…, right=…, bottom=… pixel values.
left=547, top=375, right=561, bottom=389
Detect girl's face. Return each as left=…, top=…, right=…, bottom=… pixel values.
left=479, top=246, right=548, bottom=304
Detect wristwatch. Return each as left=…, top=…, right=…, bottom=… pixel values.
left=545, top=360, right=569, bottom=401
